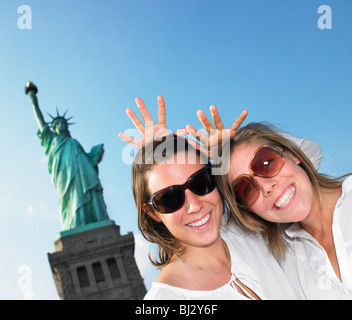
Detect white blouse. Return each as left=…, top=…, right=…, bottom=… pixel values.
left=279, top=176, right=352, bottom=299
left=144, top=219, right=299, bottom=300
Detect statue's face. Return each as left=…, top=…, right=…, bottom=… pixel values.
left=53, top=118, right=69, bottom=135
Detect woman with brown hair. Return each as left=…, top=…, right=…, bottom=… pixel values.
left=131, top=134, right=265, bottom=299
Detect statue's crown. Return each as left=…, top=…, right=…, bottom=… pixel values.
left=48, top=108, right=75, bottom=128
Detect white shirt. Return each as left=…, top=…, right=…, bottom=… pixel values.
left=144, top=219, right=299, bottom=300
left=279, top=176, right=352, bottom=299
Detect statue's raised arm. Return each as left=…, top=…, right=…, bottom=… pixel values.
left=25, top=82, right=46, bottom=133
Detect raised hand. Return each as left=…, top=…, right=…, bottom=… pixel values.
left=25, top=81, right=46, bottom=132
left=119, top=96, right=173, bottom=147
left=186, top=105, right=248, bottom=159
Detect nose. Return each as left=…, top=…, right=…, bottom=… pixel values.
left=255, top=177, right=278, bottom=197
left=184, top=189, right=204, bottom=214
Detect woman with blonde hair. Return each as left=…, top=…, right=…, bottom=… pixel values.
left=191, top=108, right=352, bottom=299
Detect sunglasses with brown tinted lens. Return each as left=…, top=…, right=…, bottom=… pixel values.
left=231, top=145, right=285, bottom=208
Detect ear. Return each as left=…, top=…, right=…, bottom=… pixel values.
left=142, top=203, right=162, bottom=223
left=287, top=152, right=301, bottom=165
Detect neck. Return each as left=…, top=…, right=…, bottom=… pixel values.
left=178, top=236, right=229, bottom=272
left=57, top=130, right=71, bottom=137
left=300, top=186, right=341, bottom=239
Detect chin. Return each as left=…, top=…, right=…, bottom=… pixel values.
left=279, top=208, right=311, bottom=224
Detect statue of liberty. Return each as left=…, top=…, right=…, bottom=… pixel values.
left=25, top=82, right=110, bottom=231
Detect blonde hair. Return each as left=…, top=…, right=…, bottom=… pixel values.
left=216, top=122, right=350, bottom=257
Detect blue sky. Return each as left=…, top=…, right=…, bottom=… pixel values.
left=0, top=0, right=351, bottom=299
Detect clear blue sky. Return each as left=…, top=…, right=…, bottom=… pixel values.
left=0, top=0, right=351, bottom=299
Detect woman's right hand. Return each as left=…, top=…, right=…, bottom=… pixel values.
left=119, top=96, right=175, bottom=147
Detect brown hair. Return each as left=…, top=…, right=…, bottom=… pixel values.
left=216, top=122, right=350, bottom=257
left=132, top=134, right=226, bottom=268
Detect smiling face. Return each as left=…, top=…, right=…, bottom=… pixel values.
left=229, top=142, right=317, bottom=223
left=144, top=151, right=223, bottom=250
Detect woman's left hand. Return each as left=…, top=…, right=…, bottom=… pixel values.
left=186, top=106, right=248, bottom=159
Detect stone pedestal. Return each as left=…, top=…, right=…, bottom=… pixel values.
left=47, top=220, right=147, bottom=300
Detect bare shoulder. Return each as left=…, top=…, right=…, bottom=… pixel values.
left=156, top=258, right=190, bottom=287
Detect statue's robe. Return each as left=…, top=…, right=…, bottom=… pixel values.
left=38, top=124, right=109, bottom=230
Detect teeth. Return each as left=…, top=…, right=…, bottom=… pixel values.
left=275, top=185, right=295, bottom=209
left=187, top=213, right=211, bottom=227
